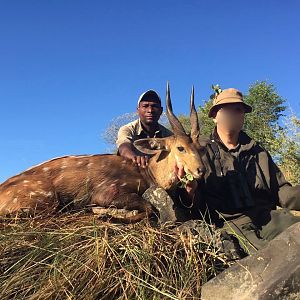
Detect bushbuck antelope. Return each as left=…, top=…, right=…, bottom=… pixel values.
left=0, top=84, right=205, bottom=221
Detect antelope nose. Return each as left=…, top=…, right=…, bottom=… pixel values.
left=197, top=166, right=206, bottom=177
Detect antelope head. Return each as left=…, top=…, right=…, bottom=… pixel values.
left=134, top=83, right=205, bottom=189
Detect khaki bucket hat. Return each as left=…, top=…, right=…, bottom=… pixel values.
left=208, top=88, right=252, bottom=118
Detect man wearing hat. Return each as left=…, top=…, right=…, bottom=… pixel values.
left=193, top=88, right=300, bottom=258
left=116, top=89, right=173, bottom=168
left=116, top=89, right=178, bottom=223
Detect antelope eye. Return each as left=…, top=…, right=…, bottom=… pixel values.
left=177, top=146, right=185, bottom=152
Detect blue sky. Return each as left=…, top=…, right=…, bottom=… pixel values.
left=0, top=0, right=299, bottom=182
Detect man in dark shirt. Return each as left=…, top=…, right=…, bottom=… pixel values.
left=195, top=88, right=300, bottom=256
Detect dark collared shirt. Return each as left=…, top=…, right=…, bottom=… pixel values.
left=198, top=129, right=300, bottom=225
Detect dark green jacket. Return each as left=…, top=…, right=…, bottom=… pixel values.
left=197, top=130, right=300, bottom=227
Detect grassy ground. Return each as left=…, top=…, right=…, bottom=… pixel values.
left=0, top=212, right=229, bottom=300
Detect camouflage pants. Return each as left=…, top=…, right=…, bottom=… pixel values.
left=142, top=186, right=177, bottom=223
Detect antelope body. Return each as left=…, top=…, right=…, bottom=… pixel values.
left=0, top=84, right=205, bottom=220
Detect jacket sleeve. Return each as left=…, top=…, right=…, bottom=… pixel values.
left=269, top=154, right=300, bottom=210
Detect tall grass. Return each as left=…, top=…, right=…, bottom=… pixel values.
left=0, top=212, right=229, bottom=299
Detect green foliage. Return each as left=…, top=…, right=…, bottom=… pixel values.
left=209, top=84, right=222, bottom=100
left=243, top=81, right=286, bottom=154
left=177, top=114, right=193, bottom=133
left=242, top=82, right=299, bottom=185
left=275, top=113, right=300, bottom=185
left=198, top=101, right=215, bottom=135
left=179, top=173, right=194, bottom=188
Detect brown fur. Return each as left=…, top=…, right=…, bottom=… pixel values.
left=0, top=135, right=204, bottom=219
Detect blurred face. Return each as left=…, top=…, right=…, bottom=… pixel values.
left=137, top=101, right=163, bottom=126
left=213, top=103, right=245, bottom=133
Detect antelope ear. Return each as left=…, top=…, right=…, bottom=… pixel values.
left=134, top=138, right=169, bottom=155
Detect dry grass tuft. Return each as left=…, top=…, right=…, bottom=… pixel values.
left=0, top=212, right=229, bottom=299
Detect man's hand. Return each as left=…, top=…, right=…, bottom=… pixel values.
left=118, top=143, right=149, bottom=168
left=132, top=154, right=149, bottom=168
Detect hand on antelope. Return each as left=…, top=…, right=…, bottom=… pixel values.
left=118, top=142, right=150, bottom=168
left=131, top=154, right=149, bottom=168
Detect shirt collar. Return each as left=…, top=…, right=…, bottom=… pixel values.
left=211, top=128, right=235, bottom=151
left=211, top=127, right=256, bottom=152
left=137, top=119, right=162, bottom=137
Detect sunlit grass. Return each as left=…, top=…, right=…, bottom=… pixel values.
left=0, top=212, right=229, bottom=299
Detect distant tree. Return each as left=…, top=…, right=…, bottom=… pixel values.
left=275, top=112, right=300, bottom=185
left=102, top=112, right=137, bottom=150
left=238, top=82, right=299, bottom=185
left=243, top=81, right=286, bottom=155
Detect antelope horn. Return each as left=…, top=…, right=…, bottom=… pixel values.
left=190, top=85, right=200, bottom=141
left=165, top=82, right=186, bottom=135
